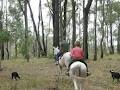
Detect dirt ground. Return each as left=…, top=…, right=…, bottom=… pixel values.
left=0, top=55, right=120, bottom=90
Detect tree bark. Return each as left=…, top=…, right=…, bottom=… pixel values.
left=0, top=0, right=4, bottom=60
left=100, top=0, right=105, bottom=58
left=63, top=0, right=67, bottom=41
left=94, top=0, right=98, bottom=61
left=83, top=0, right=93, bottom=59
left=24, top=0, right=29, bottom=61
left=39, top=0, right=46, bottom=56
left=6, top=0, right=9, bottom=60
left=52, top=0, right=60, bottom=47
left=59, top=0, right=63, bottom=44
left=108, top=0, right=114, bottom=54
left=27, top=0, right=43, bottom=57
left=117, top=23, right=120, bottom=54
left=15, top=41, right=17, bottom=58
left=17, top=0, right=29, bottom=61
left=72, top=0, right=76, bottom=47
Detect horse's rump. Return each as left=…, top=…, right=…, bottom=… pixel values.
left=69, top=61, right=87, bottom=77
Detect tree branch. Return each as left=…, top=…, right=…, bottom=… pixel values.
left=17, top=0, right=25, bottom=15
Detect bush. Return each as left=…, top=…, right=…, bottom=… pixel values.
left=0, top=31, right=10, bottom=42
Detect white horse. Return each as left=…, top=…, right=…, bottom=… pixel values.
left=53, top=46, right=60, bottom=64
left=58, top=52, right=87, bottom=90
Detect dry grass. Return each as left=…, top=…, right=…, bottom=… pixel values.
left=85, top=54, right=120, bottom=90
left=0, top=54, right=120, bottom=90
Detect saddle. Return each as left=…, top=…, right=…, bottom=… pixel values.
left=68, top=59, right=87, bottom=69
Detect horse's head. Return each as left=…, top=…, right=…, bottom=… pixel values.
left=53, top=46, right=60, bottom=55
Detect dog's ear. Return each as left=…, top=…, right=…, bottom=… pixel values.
left=110, top=70, right=112, bottom=73
left=110, top=70, right=113, bottom=72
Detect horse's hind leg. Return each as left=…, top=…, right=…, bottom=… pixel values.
left=58, top=65, right=62, bottom=74
left=73, top=78, right=79, bottom=90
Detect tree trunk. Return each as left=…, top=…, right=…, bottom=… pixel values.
left=106, top=24, right=109, bottom=53
left=63, top=0, right=67, bottom=41
left=24, top=0, right=29, bottom=62
left=100, top=0, right=105, bottom=58
left=18, top=0, right=29, bottom=61
left=93, top=0, right=98, bottom=61
left=39, top=0, right=46, bottom=56
left=83, top=0, right=93, bottom=59
left=27, top=0, right=43, bottom=57
left=15, top=41, right=17, bottom=58
left=0, top=0, right=4, bottom=60
left=117, top=23, right=120, bottom=54
left=6, top=0, right=9, bottom=60
left=78, top=8, right=82, bottom=41
left=59, top=0, right=63, bottom=44
left=108, top=0, right=114, bottom=54
left=52, top=0, right=60, bottom=47
left=6, top=46, right=9, bottom=60
left=109, top=23, right=114, bottom=54
left=72, top=0, right=76, bottom=47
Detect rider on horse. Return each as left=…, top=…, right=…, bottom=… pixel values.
left=68, top=41, right=90, bottom=76
left=54, top=41, right=69, bottom=65
left=57, top=41, right=69, bottom=61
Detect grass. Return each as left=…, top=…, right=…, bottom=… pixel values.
left=0, top=58, right=56, bottom=90
left=0, top=54, right=120, bottom=90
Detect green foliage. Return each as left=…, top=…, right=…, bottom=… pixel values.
left=18, top=34, right=33, bottom=56
left=18, top=39, right=26, bottom=56
left=112, top=1, right=120, bottom=15
left=97, top=1, right=120, bottom=25
left=0, top=31, right=10, bottom=42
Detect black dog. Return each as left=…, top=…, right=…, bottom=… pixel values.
left=110, top=70, right=120, bottom=81
left=11, top=72, right=20, bottom=80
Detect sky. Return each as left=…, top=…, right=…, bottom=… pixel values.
left=28, top=0, right=51, bottom=32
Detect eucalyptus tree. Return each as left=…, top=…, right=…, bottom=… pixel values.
left=63, top=0, right=67, bottom=41
left=8, top=0, right=27, bottom=58
left=59, top=0, right=74, bottom=44
left=5, top=0, right=9, bottom=59
left=0, top=31, right=10, bottom=70
left=0, top=0, right=4, bottom=60
left=26, top=0, right=44, bottom=57
left=72, top=0, right=76, bottom=47
left=108, top=0, right=114, bottom=54
left=17, top=0, right=29, bottom=61
left=99, top=0, right=105, bottom=58
left=83, top=0, right=93, bottom=59
left=39, top=0, right=46, bottom=56
left=102, top=0, right=119, bottom=54
left=52, top=0, right=60, bottom=47
left=112, top=1, right=120, bottom=54
left=118, top=24, right=120, bottom=54
left=93, top=0, right=98, bottom=60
